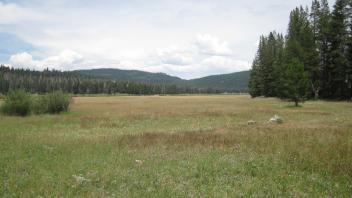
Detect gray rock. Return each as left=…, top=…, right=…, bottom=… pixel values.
left=269, top=115, right=283, bottom=124
left=72, top=175, right=90, bottom=185
left=247, top=120, right=256, bottom=125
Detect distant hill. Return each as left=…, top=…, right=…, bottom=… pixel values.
left=77, top=68, right=183, bottom=84
left=76, top=68, right=250, bottom=92
left=186, top=71, right=250, bottom=92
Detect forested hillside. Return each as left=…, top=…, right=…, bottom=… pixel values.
left=77, top=69, right=250, bottom=92
left=186, top=71, right=250, bottom=92
left=249, top=0, right=352, bottom=101
left=77, top=68, right=183, bottom=84
left=0, top=66, right=220, bottom=95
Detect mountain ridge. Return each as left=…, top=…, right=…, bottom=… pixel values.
left=76, top=68, right=250, bottom=92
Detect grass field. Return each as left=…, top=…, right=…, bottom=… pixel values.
left=0, top=95, right=351, bottom=197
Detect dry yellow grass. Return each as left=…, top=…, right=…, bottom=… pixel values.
left=0, top=95, right=351, bottom=196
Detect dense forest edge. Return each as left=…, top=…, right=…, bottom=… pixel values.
left=0, top=66, right=248, bottom=95
left=249, top=0, right=352, bottom=103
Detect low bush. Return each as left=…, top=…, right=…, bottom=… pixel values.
left=1, top=90, right=71, bottom=116
left=46, top=91, right=71, bottom=114
left=32, top=91, right=71, bottom=114
left=0, top=90, right=31, bottom=116
left=31, top=95, right=48, bottom=115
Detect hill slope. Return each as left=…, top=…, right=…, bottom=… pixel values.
left=186, top=71, right=250, bottom=92
left=77, top=68, right=183, bottom=84
left=76, top=68, right=250, bottom=92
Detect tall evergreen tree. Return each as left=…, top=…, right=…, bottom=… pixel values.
left=249, top=33, right=284, bottom=98
left=249, top=0, right=352, bottom=101
left=285, top=7, right=320, bottom=99
left=248, top=44, right=262, bottom=97
left=313, top=0, right=332, bottom=99
left=328, top=0, right=349, bottom=99
left=310, top=0, right=331, bottom=99
left=281, top=59, right=310, bottom=106
left=346, top=0, right=352, bottom=100
left=261, top=32, right=283, bottom=97
left=272, top=34, right=286, bottom=98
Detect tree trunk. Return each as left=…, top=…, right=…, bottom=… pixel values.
left=314, top=90, right=319, bottom=100
left=349, top=82, right=352, bottom=102
left=311, top=83, right=320, bottom=100
left=294, top=100, right=299, bottom=107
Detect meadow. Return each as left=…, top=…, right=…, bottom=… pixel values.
left=0, top=95, right=351, bottom=197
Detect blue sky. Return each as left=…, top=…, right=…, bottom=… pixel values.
left=0, top=0, right=335, bottom=79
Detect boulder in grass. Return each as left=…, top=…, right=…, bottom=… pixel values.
left=72, top=175, right=90, bottom=186
left=135, top=160, right=144, bottom=165
left=269, top=115, right=283, bottom=124
left=247, top=120, right=256, bottom=125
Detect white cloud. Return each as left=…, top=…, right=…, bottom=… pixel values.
left=9, top=49, right=83, bottom=70
left=41, top=49, right=83, bottom=69
left=8, top=34, right=250, bottom=79
left=194, top=34, right=233, bottom=56
left=156, top=45, right=195, bottom=66
left=201, top=56, right=250, bottom=73
left=3, top=0, right=335, bottom=78
left=143, top=34, right=250, bottom=79
left=9, top=52, right=37, bottom=68
left=0, top=2, right=46, bottom=24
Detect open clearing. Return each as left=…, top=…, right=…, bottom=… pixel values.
left=0, top=95, right=351, bottom=196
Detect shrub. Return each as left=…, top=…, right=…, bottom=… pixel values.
left=1, top=90, right=71, bottom=116
left=45, top=91, right=71, bottom=114
left=0, top=90, right=31, bottom=116
left=31, top=95, right=48, bottom=115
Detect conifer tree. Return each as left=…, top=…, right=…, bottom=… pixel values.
left=328, top=0, right=349, bottom=99
left=312, top=0, right=331, bottom=99
left=249, top=33, right=284, bottom=97
left=310, top=0, right=332, bottom=99
left=249, top=53, right=262, bottom=97
left=346, top=0, right=352, bottom=100
left=285, top=7, right=319, bottom=99
left=249, top=0, right=352, bottom=101
left=281, top=59, right=310, bottom=106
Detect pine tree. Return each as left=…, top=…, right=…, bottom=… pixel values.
left=272, top=34, right=286, bottom=98
left=346, top=0, right=352, bottom=100
left=281, top=59, right=310, bottom=106
left=262, top=32, right=284, bottom=97
left=310, top=0, right=332, bottom=99
left=285, top=7, right=319, bottom=99
left=328, top=0, right=349, bottom=99
left=249, top=36, right=265, bottom=97
left=249, top=54, right=261, bottom=97
left=249, top=33, right=284, bottom=98
left=311, top=0, right=321, bottom=40
left=314, top=0, right=331, bottom=99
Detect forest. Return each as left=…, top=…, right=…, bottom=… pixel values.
left=249, top=0, right=352, bottom=102
left=0, top=66, right=225, bottom=95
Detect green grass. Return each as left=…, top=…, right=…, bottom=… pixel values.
left=0, top=95, right=351, bottom=197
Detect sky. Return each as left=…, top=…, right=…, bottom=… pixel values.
left=0, top=0, right=335, bottom=79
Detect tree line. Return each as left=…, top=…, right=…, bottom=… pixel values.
left=249, top=0, right=352, bottom=102
left=0, top=66, right=224, bottom=95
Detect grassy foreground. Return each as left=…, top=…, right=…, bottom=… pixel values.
left=0, top=95, right=351, bottom=197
